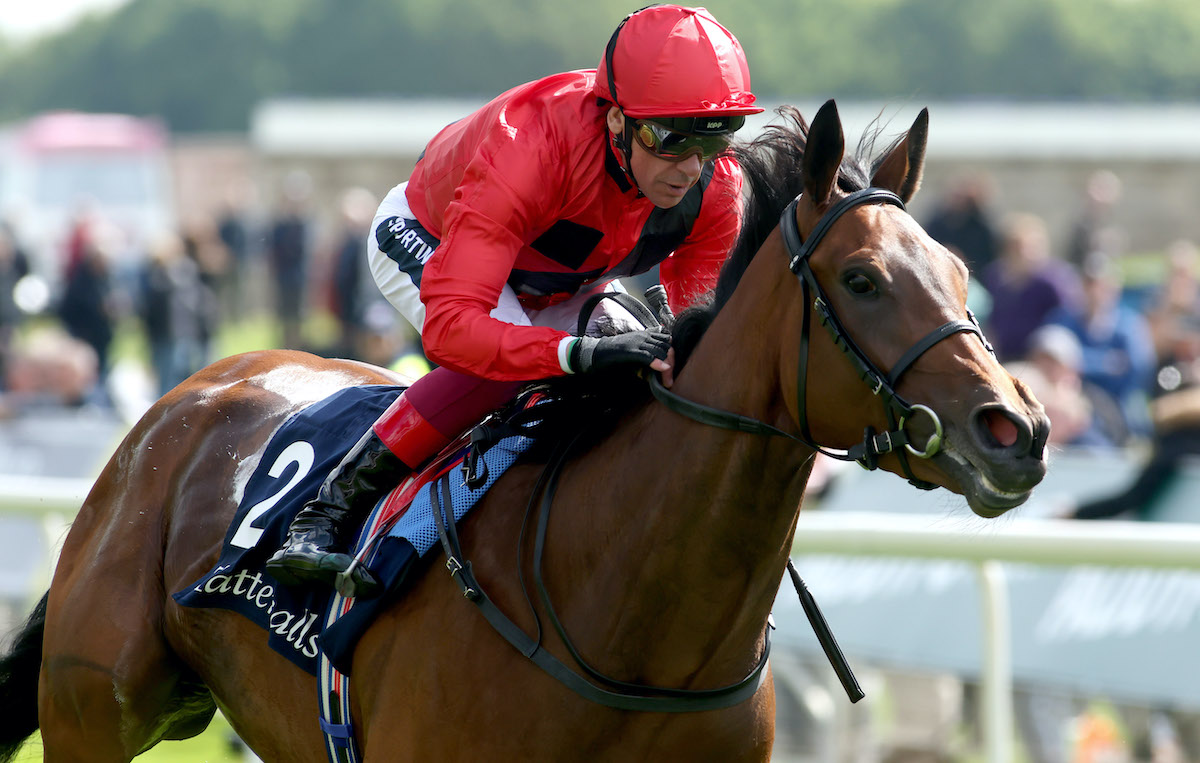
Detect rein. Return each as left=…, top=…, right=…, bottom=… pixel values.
left=432, top=429, right=771, bottom=713
left=425, top=189, right=991, bottom=714
left=784, top=187, right=990, bottom=488
left=654, top=187, right=993, bottom=490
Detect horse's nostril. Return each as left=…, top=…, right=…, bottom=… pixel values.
left=981, top=409, right=1019, bottom=448
left=1031, top=415, right=1050, bottom=459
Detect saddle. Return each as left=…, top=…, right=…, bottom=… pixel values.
left=171, top=381, right=563, bottom=669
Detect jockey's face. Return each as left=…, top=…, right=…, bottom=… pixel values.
left=606, top=107, right=704, bottom=209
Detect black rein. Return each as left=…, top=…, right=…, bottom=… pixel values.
left=428, top=187, right=992, bottom=715
left=431, top=439, right=771, bottom=713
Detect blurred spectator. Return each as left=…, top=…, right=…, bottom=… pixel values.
left=1145, top=240, right=1200, bottom=395
left=1, top=327, right=99, bottom=414
left=980, top=213, right=1082, bottom=362
left=268, top=170, right=314, bottom=349
left=1007, top=324, right=1122, bottom=449
left=55, top=226, right=117, bottom=404
left=1068, top=707, right=1128, bottom=762
left=327, top=186, right=377, bottom=359
left=1062, top=253, right=1200, bottom=519
left=923, top=174, right=1001, bottom=275
left=1067, top=385, right=1200, bottom=520
left=61, top=201, right=99, bottom=282
left=1047, top=254, right=1156, bottom=441
left=0, top=225, right=31, bottom=390
left=216, top=180, right=256, bottom=319
left=1065, top=169, right=1125, bottom=267
left=359, top=300, right=430, bottom=381
left=182, top=216, right=229, bottom=360
left=138, top=232, right=216, bottom=397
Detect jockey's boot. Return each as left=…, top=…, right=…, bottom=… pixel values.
left=266, top=392, right=449, bottom=598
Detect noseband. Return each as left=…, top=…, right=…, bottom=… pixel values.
left=781, top=187, right=992, bottom=488
left=651, top=187, right=994, bottom=490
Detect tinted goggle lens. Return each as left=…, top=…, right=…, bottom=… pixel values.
left=633, top=121, right=733, bottom=162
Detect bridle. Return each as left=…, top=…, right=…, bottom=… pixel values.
left=785, top=187, right=995, bottom=486
left=428, top=188, right=995, bottom=716
left=653, top=186, right=994, bottom=490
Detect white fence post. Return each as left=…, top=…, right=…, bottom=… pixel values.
left=977, top=560, right=1012, bottom=763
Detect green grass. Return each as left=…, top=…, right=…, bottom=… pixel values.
left=106, top=310, right=340, bottom=369
left=11, top=712, right=248, bottom=762
left=1117, top=249, right=1175, bottom=287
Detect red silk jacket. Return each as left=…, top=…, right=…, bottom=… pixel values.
left=406, top=69, right=744, bottom=381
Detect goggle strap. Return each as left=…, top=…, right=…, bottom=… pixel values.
left=603, top=15, right=630, bottom=108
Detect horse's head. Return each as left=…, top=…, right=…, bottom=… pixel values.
left=787, top=100, right=1049, bottom=517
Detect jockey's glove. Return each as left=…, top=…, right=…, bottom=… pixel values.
left=569, top=330, right=671, bottom=374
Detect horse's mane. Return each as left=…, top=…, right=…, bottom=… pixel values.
left=672, top=106, right=892, bottom=369
left=532, top=105, right=898, bottom=434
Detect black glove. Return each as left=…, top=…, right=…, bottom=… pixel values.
left=568, top=330, right=671, bottom=374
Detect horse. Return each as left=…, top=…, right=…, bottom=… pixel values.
left=0, top=100, right=1048, bottom=762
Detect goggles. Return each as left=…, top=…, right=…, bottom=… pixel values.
left=631, top=116, right=744, bottom=162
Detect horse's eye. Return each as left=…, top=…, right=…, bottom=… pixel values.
left=844, top=273, right=876, bottom=295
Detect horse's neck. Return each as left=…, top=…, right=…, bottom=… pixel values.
left=559, top=248, right=812, bottom=680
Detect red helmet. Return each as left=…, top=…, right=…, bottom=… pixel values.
left=593, top=5, right=763, bottom=119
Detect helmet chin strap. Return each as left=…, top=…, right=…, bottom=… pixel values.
left=609, top=124, right=645, bottom=198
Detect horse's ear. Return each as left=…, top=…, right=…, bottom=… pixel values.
left=803, top=99, right=845, bottom=207
left=870, top=108, right=929, bottom=203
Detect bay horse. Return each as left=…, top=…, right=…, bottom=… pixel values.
left=0, top=101, right=1048, bottom=762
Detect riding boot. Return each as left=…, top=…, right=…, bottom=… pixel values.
left=266, top=392, right=450, bottom=597
left=265, top=428, right=402, bottom=597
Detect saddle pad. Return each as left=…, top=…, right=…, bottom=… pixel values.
left=172, top=384, right=534, bottom=675
left=319, top=426, right=534, bottom=674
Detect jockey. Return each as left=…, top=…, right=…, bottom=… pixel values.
left=266, top=4, right=763, bottom=596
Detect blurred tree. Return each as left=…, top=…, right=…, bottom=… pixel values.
left=0, top=0, right=1198, bottom=133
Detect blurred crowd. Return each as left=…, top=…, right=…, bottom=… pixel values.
left=0, top=173, right=425, bottom=422
left=924, top=169, right=1200, bottom=460
left=3, top=164, right=1200, bottom=465
left=1, top=165, right=1198, bottom=761
left=920, top=171, right=1200, bottom=763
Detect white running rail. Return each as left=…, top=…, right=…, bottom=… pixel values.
left=0, top=475, right=92, bottom=515
left=5, top=483, right=1200, bottom=762
left=0, top=475, right=91, bottom=594
left=792, top=511, right=1200, bottom=763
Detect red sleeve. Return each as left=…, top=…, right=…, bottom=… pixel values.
left=657, top=156, right=744, bottom=312
left=418, top=116, right=573, bottom=382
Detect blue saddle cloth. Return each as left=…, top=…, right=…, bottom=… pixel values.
left=172, top=384, right=534, bottom=676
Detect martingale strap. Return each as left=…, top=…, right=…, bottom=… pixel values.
left=431, top=441, right=773, bottom=712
